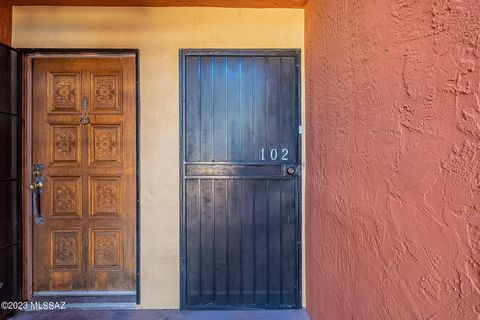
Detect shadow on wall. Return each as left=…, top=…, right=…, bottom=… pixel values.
left=305, top=0, right=480, bottom=319
left=0, top=2, right=12, bottom=45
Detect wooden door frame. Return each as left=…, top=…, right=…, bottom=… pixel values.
left=179, top=49, right=303, bottom=309
left=21, top=49, right=141, bottom=304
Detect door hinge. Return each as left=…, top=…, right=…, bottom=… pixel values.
left=299, top=125, right=303, bottom=134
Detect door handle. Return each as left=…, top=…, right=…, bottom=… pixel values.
left=79, top=113, right=90, bottom=125
left=30, top=164, right=44, bottom=224
left=282, top=164, right=302, bottom=176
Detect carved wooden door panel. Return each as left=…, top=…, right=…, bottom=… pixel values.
left=32, top=57, right=136, bottom=292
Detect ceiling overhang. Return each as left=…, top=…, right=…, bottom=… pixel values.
left=11, top=0, right=307, bottom=8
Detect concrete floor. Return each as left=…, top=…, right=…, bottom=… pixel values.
left=9, top=309, right=310, bottom=320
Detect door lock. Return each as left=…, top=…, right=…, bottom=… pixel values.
left=80, top=113, right=90, bottom=125
left=282, top=164, right=301, bottom=176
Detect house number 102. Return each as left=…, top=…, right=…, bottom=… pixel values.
left=260, top=147, right=289, bottom=161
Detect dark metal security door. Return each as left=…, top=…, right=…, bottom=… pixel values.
left=180, top=50, right=301, bottom=309
left=0, top=43, right=22, bottom=318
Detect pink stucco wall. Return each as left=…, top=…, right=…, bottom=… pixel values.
left=305, top=0, right=480, bottom=319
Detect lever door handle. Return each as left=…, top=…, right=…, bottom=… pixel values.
left=31, top=164, right=45, bottom=224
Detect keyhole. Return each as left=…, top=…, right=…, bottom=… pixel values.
left=82, top=97, right=88, bottom=110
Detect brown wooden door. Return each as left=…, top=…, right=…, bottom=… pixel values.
left=32, top=56, right=136, bottom=292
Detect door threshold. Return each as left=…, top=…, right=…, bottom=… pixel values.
left=23, top=302, right=137, bottom=311
left=34, top=291, right=135, bottom=296
left=29, top=292, right=136, bottom=306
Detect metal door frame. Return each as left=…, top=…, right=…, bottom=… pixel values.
left=179, top=49, right=302, bottom=309
left=21, top=49, right=141, bottom=304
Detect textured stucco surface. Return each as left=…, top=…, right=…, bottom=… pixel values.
left=13, top=6, right=304, bottom=309
left=306, top=0, right=480, bottom=319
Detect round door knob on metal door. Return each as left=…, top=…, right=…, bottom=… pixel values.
left=287, top=167, right=296, bottom=175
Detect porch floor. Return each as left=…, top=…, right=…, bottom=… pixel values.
left=9, top=309, right=310, bottom=320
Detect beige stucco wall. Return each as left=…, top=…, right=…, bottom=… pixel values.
left=13, top=6, right=304, bottom=309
